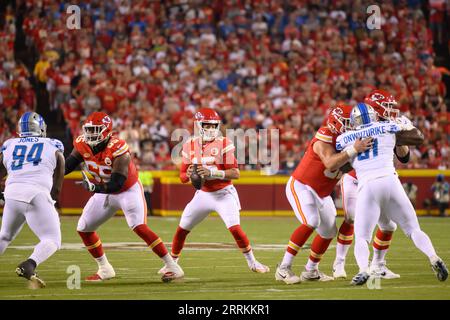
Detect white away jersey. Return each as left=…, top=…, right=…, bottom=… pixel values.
left=336, top=122, right=401, bottom=187
left=2, top=137, right=64, bottom=202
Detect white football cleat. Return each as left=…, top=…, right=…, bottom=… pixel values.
left=158, top=265, right=167, bottom=275
left=158, top=257, right=179, bottom=275
left=250, top=261, right=270, bottom=273
left=300, top=268, right=334, bottom=282
left=369, top=262, right=400, bottom=279
left=275, top=264, right=301, bottom=284
left=85, top=264, right=116, bottom=282
left=161, top=263, right=184, bottom=283
left=333, top=261, right=347, bottom=279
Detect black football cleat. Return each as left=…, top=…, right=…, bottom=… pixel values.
left=350, top=271, right=370, bottom=286
left=431, top=258, right=448, bottom=282
left=16, top=259, right=46, bottom=288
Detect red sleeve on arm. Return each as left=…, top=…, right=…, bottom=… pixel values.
left=180, top=141, right=191, bottom=183
left=180, top=162, right=190, bottom=183
left=222, top=138, right=238, bottom=169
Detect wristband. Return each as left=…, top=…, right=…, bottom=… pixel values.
left=345, top=146, right=358, bottom=159
left=210, top=169, right=226, bottom=179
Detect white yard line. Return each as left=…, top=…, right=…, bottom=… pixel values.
left=7, top=242, right=296, bottom=251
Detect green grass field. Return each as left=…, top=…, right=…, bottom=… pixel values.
left=0, top=216, right=449, bottom=300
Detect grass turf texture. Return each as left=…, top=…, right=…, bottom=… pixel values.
left=0, top=216, right=449, bottom=300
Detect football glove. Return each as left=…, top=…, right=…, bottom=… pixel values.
left=76, top=170, right=96, bottom=192
left=395, top=115, right=415, bottom=131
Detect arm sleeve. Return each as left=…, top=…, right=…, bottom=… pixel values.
left=394, top=148, right=410, bottom=163
left=94, top=172, right=127, bottom=193
left=222, top=138, right=238, bottom=169
left=65, top=154, right=82, bottom=175
left=180, top=162, right=190, bottom=183
left=179, top=142, right=191, bottom=183
left=335, top=135, right=345, bottom=151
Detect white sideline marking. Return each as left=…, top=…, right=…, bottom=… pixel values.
left=8, top=242, right=301, bottom=251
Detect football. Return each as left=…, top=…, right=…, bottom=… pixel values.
left=190, top=164, right=204, bottom=190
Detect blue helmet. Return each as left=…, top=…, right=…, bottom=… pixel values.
left=17, top=112, right=47, bottom=137
left=350, top=102, right=378, bottom=128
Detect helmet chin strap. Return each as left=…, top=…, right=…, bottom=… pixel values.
left=90, top=137, right=110, bottom=154
left=202, top=128, right=219, bottom=141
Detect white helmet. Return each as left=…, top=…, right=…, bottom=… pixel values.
left=17, top=112, right=47, bottom=137
left=350, top=103, right=378, bottom=129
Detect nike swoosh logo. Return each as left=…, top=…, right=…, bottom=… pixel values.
left=277, top=272, right=286, bottom=279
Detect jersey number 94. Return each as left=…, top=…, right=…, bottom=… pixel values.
left=11, top=143, right=44, bottom=171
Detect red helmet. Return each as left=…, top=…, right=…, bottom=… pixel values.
left=194, top=108, right=221, bottom=141
left=327, top=104, right=353, bottom=134
left=364, top=89, right=399, bottom=120
left=83, top=112, right=113, bottom=146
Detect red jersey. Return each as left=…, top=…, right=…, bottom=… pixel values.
left=292, top=126, right=342, bottom=198
left=74, top=135, right=138, bottom=193
left=348, top=169, right=357, bottom=179
left=180, top=136, right=238, bottom=192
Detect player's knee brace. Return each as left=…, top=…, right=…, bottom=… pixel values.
left=378, top=221, right=397, bottom=233
left=76, top=218, right=88, bottom=232
left=317, top=223, right=337, bottom=239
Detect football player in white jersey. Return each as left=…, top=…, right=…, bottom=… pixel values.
left=336, top=103, right=448, bottom=285
left=0, top=112, right=65, bottom=288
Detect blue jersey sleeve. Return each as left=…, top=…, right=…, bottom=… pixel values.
left=335, top=134, right=346, bottom=151
left=1, top=139, right=12, bottom=154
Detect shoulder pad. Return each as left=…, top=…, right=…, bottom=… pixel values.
left=1, top=139, right=12, bottom=153
left=315, top=127, right=334, bottom=144
left=49, top=138, right=64, bottom=152
left=109, top=138, right=129, bottom=158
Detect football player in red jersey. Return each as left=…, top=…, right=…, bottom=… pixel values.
left=275, top=104, right=373, bottom=284
left=333, top=90, right=411, bottom=279
left=65, top=112, right=183, bottom=282
left=158, top=108, right=270, bottom=276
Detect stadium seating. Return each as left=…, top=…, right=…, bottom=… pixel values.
left=0, top=0, right=449, bottom=171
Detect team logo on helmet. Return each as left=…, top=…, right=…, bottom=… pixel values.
left=194, top=108, right=221, bottom=142
left=102, top=116, right=112, bottom=125
left=369, top=92, right=385, bottom=102
left=105, top=157, right=112, bottom=166
left=194, top=112, right=204, bottom=121
left=327, top=104, right=352, bottom=134
left=364, top=89, right=399, bottom=120
left=83, top=112, right=113, bottom=147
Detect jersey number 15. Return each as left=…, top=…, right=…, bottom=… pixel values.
left=11, top=143, right=44, bottom=171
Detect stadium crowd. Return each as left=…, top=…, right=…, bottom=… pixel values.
left=0, top=0, right=449, bottom=171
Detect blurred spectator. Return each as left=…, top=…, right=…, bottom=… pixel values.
left=0, top=0, right=448, bottom=172
left=138, top=167, right=154, bottom=216
left=424, top=174, right=450, bottom=216
left=403, top=181, right=419, bottom=208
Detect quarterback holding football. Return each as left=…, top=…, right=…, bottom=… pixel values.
left=159, top=108, right=270, bottom=276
